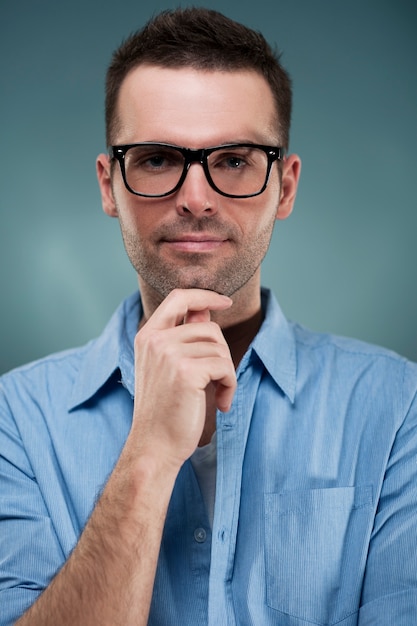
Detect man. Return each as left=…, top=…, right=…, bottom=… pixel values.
left=1, top=7, right=417, bottom=625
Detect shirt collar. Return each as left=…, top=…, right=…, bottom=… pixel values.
left=69, top=288, right=297, bottom=410
left=68, top=292, right=141, bottom=410
left=250, top=288, right=297, bottom=404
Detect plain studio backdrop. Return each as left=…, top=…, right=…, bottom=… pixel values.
left=0, top=0, right=416, bottom=374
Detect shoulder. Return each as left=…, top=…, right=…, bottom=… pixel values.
left=1, top=342, right=89, bottom=381
left=291, top=320, right=414, bottom=365
left=292, top=319, right=406, bottom=357
left=0, top=291, right=141, bottom=412
left=291, top=322, right=417, bottom=416
left=0, top=344, right=91, bottom=411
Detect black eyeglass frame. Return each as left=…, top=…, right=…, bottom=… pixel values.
left=109, top=142, right=285, bottom=199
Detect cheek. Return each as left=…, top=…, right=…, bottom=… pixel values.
left=265, top=165, right=281, bottom=202
left=243, top=193, right=279, bottom=236
left=113, top=189, right=154, bottom=235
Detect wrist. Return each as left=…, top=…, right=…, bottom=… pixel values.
left=114, top=444, right=181, bottom=511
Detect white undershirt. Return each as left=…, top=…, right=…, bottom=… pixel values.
left=190, top=432, right=217, bottom=527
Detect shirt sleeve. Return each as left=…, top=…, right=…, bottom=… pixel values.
left=0, top=392, right=66, bottom=625
left=358, top=362, right=417, bottom=623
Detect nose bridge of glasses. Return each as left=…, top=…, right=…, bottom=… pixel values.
left=181, top=148, right=214, bottom=196
left=182, top=148, right=213, bottom=193
left=183, top=147, right=206, bottom=168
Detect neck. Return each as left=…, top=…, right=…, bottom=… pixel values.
left=222, top=307, right=264, bottom=367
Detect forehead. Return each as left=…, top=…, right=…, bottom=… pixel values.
left=115, top=65, right=278, bottom=146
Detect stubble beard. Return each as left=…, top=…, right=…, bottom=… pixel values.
left=118, top=214, right=276, bottom=300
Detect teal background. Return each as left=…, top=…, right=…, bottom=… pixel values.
left=1, top=0, right=416, bottom=374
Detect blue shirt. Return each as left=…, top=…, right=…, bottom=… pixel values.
left=1, top=289, right=417, bottom=625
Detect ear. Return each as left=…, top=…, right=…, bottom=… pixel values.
left=96, top=153, right=118, bottom=217
left=276, top=153, right=301, bottom=221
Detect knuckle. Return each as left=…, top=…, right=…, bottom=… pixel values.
left=175, top=358, right=191, bottom=378
left=208, top=320, right=224, bottom=338
left=168, top=287, right=182, bottom=301
left=135, top=328, right=164, bottom=355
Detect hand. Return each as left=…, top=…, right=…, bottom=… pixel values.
left=130, top=289, right=237, bottom=467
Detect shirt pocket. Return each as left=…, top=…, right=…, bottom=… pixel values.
left=264, top=486, right=373, bottom=625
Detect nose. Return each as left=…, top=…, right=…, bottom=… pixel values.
left=175, top=162, right=219, bottom=217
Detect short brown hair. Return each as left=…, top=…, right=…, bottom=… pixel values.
left=105, top=7, right=292, bottom=149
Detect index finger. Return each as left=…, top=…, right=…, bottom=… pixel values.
left=145, top=288, right=233, bottom=330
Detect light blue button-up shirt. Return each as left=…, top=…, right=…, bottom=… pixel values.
left=1, top=289, right=417, bottom=625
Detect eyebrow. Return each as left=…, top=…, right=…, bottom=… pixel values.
left=118, top=139, right=277, bottom=149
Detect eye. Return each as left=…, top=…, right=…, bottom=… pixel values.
left=140, top=151, right=177, bottom=170
left=126, top=146, right=183, bottom=171
left=212, top=150, right=250, bottom=170
left=224, top=155, right=245, bottom=169
left=147, top=154, right=166, bottom=168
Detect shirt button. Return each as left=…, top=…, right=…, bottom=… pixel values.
left=194, top=528, right=207, bottom=543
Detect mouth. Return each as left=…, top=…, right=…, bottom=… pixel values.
left=161, top=233, right=229, bottom=253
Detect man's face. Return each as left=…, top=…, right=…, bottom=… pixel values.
left=98, top=65, right=298, bottom=302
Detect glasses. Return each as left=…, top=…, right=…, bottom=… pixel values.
left=109, top=142, right=284, bottom=199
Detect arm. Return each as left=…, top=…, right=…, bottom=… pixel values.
left=14, top=289, right=236, bottom=626
left=358, top=367, right=417, bottom=624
